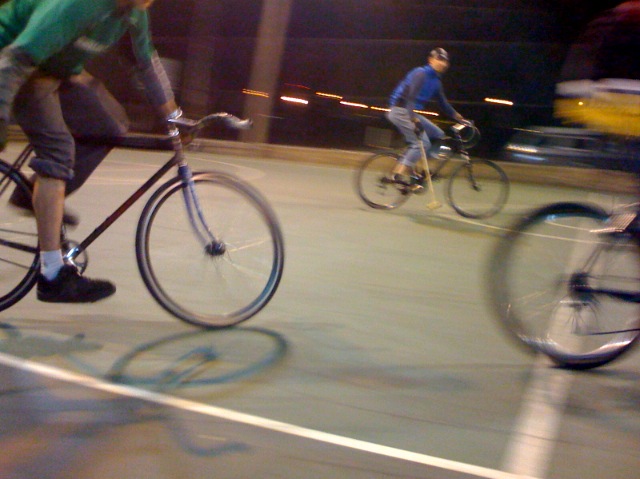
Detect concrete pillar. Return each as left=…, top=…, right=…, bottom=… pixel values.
left=240, top=0, right=294, bottom=143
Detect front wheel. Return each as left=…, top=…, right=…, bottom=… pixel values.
left=354, top=152, right=410, bottom=210
left=488, top=202, right=640, bottom=369
left=446, top=159, right=509, bottom=219
left=136, top=172, right=284, bottom=329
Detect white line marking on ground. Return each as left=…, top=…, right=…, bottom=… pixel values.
left=497, top=203, right=603, bottom=478
left=0, top=351, right=537, bottom=479
left=500, top=357, right=573, bottom=478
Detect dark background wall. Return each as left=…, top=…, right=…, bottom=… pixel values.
left=91, top=0, right=625, bottom=155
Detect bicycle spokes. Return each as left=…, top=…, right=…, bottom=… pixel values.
left=489, top=203, right=640, bottom=369
left=136, top=171, right=284, bottom=328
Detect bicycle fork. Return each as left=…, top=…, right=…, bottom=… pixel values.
left=460, top=154, right=481, bottom=192
left=178, top=164, right=225, bottom=257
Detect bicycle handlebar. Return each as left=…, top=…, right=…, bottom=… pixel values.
left=168, top=112, right=253, bottom=132
left=451, top=119, right=481, bottom=149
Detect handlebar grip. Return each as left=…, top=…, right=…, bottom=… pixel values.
left=225, top=116, right=253, bottom=130
left=169, top=112, right=253, bottom=132
left=167, top=116, right=199, bottom=128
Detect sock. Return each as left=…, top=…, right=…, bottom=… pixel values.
left=40, top=250, right=64, bottom=281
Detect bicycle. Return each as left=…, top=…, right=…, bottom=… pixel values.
left=0, top=112, right=285, bottom=329
left=354, top=120, right=510, bottom=219
left=488, top=201, right=640, bottom=370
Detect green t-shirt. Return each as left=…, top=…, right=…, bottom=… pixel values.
left=0, top=0, right=155, bottom=77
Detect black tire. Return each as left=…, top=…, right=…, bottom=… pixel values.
left=446, top=159, right=509, bottom=219
left=488, top=202, right=640, bottom=369
left=354, top=151, right=410, bottom=210
left=0, top=160, right=39, bottom=311
left=136, top=172, right=284, bottom=329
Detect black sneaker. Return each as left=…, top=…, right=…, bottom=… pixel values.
left=405, top=175, right=424, bottom=194
left=384, top=173, right=412, bottom=186
left=37, top=265, right=116, bottom=303
left=8, top=185, right=80, bottom=227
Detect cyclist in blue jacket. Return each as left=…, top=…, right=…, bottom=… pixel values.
left=386, top=48, right=464, bottom=184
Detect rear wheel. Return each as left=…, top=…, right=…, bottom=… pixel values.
left=0, top=160, right=39, bottom=311
left=354, top=152, right=410, bottom=210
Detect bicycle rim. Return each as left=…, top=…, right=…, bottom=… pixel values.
left=0, top=161, right=38, bottom=310
left=354, top=152, right=409, bottom=210
left=489, top=203, right=640, bottom=369
left=447, top=159, right=509, bottom=218
left=136, top=173, right=284, bottom=329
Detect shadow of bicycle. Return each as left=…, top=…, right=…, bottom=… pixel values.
left=104, top=327, right=288, bottom=390
left=0, top=322, right=289, bottom=462
left=0, top=322, right=288, bottom=391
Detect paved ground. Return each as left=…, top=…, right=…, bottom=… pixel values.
left=0, top=142, right=639, bottom=479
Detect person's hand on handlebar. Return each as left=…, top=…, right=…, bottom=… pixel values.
left=453, top=112, right=468, bottom=125
left=163, top=110, right=253, bottom=147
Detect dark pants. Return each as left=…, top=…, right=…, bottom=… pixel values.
left=12, top=70, right=129, bottom=195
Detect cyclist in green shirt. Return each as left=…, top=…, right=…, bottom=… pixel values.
left=0, top=0, right=180, bottom=303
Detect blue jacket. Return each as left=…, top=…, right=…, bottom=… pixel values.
left=389, top=65, right=457, bottom=119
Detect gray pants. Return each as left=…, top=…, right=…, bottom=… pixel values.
left=386, top=106, right=445, bottom=168
left=12, top=70, right=129, bottom=195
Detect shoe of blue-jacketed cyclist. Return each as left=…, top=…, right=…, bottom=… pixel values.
left=408, top=175, right=424, bottom=194
left=384, top=173, right=411, bottom=186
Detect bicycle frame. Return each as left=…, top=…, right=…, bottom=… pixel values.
left=413, top=125, right=469, bottom=182
left=571, top=224, right=640, bottom=306
left=3, top=125, right=215, bottom=265
left=64, top=151, right=179, bottom=263
left=74, top=128, right=220, bottom=264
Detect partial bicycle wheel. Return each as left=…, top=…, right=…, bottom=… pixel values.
left=136, top=172, right=284, bottom=329
left=354, top=151, right=410, bottom=210
left=489, top=202, right=640, bottom=369
left=446, top=159, right=509, bottom=218
left=0, top=160, right=39, bottom=311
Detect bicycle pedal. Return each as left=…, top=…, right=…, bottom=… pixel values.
left=590, top=212, right=636, bottom=234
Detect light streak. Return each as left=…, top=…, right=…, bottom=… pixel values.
left=485, top=97, right=514, bottom=106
